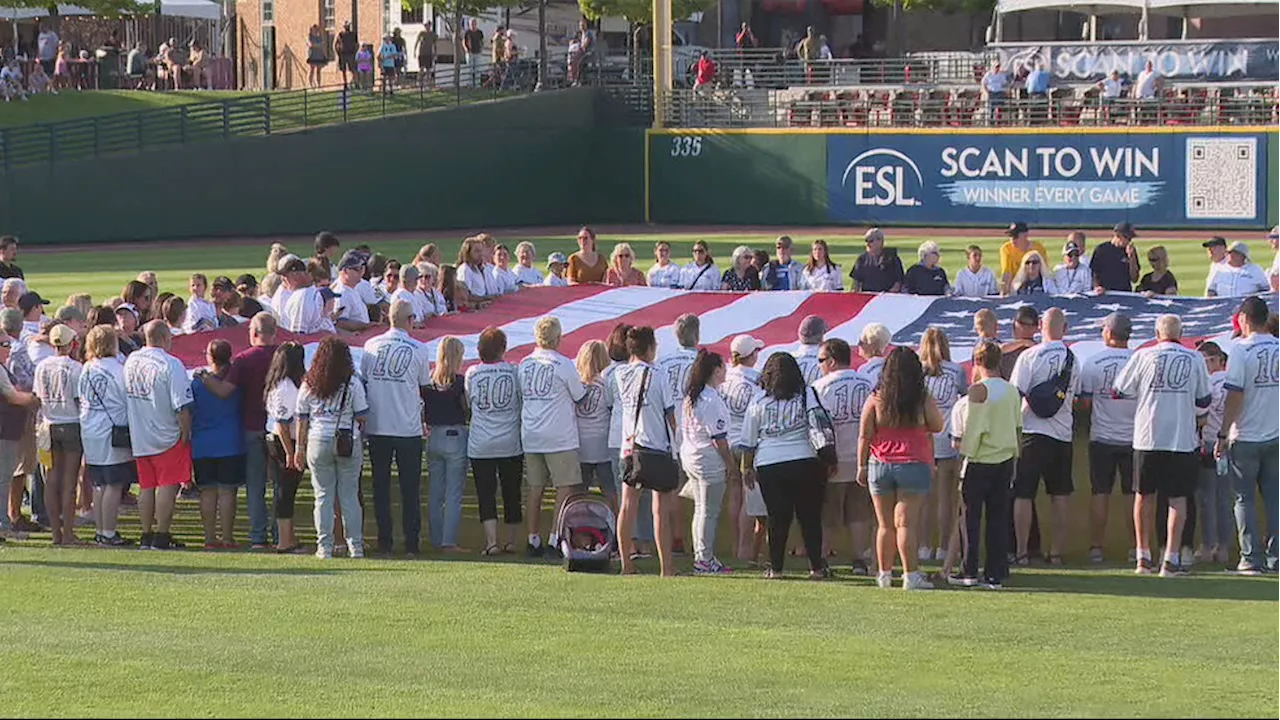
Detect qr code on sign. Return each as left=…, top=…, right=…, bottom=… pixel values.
left=1185, top=137, right=1256, bottom=219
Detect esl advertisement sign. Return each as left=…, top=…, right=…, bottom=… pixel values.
left=826, top=132, right=1268, bottom=227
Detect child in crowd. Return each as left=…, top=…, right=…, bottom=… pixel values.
left=162, top=295, right=186, bottom=335
left=355, top=43, right=374, bottom=92
left=0, top=60, right=28, bottom=102
left=952, top=245, right=999, bottom=297
left=490, top=245, right=519, bottom=295
left=53, top=43, right=71, bottom=92
left=514, top=241, right=543, bottom=286
left=544, top=252, right=568, bottom=287
left=27, top=62, right=51, bottom=95
left=184, top=273, right=217, bottom=333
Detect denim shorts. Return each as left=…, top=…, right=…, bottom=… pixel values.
left=867, top=460, right=932, bottom=497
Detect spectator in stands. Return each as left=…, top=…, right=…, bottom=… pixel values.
left=463, top=19, right=484, bottom=87
left=1099, top=69, right=1123, bottom=101
left=334, top=22, right=358, bottom=87
left=998, top=222, right=1046, bottom=296
left=1011, top=251, right=1046, bottom=295
left=682, top=240, right=720, bottom=291
left=36, top=23, right=58, bottom=76
left=953, top=245, right=997, bottom=297
left=1134, top=60, right=1160, bottom=100
left=981, top=61, right=1010, bottom=124
left=762, top=235, right=804, bottom=291
left=721, top=246, right=759, bottom=291
left=415, top=21, right=437, bottom=90
left=186, top=42, right=209, bottom=90
left=1078, top=312, right=1137, bottom=564
left=1091, top=223, right=1140, bottom=293
left=801, top=239, right=842, bottom=292
left=568, top=227, right=608, bottom=285
left=1024, top=61, right=1050, bottom=123
left=1206, top=242, right=1269, bottom=298
left=605, top=243, right=647, bottom=287
left=1137, top=245, right=1178, bottom=296
left=377, top=34, right=401, bottom=94
left=797, top=26, right=821, bottom=84
left=735, top=22, right=759, bottom=50
left=851, top=228, right=904, bottom=293
left=1046, top=240, right=1090, bottom=295
left=904, top=241, right=950, bottom=296
left=692, top=51, right=716, bottom=93
left=0, top=236, right=22, bottom=280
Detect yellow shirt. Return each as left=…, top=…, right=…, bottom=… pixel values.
left=999, top=240, right=1048, bottom=281
left=958, top=377, right=1022, bottom=465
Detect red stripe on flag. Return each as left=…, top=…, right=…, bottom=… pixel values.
left=702, top=292, right=877, bottom=358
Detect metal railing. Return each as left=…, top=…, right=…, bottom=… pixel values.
left=661, top=87, right=1279, bottom=128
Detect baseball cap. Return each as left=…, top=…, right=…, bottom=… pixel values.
left=235, top=273, right=257, bottom=289
left=547, top=252, right=568, bottom=267
left=1201, top=236, right=1227, bottom=249
left=1063, top=240, right=1082, bottom=256
left=211, top=276, right=235, bottom=292
left=1228, top=241, right=1250, bottom=259
left=54, top=305, right=83, bottom=324
left=1005, top=221, right=1029, bottom=237
left=49, top=324, right=77, bottom=348
left=17, top=291, right=49, bottom=314
left=1113, top=222, right=1137, bottom=239
left=279, top=256, right=307, bottom=274
left=730, top=334, right=765, bottom=357
left=338, top=250, right=368, bottom=271
left=1268, top=226, right=1278, bottom=241
left=319, top=287, right=342, bottom=302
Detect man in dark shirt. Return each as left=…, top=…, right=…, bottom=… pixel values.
left=335, top=21, right=358, bottom=88
left=1000, top=304, right=1042, bottom=557
left=1091, top=222, right=1141, bottom=292
left=235, top=274, right=265, bottom=319
left=850, top=227, right=904, bottom=292
left=0, top=236, right=23, bottom=280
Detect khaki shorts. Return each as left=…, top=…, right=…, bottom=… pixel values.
left=823, top=481, right=873, bottom=528
left=13, top=422, right=37, bottom=477
left=526, top=450, right=583, bottom=489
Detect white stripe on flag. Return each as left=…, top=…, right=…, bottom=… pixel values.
left=756, top=293, right=937, bottom=364
left=655, top=291, right=814, bottom=357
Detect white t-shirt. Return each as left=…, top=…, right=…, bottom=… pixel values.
left=515, top=265, right=543, bottom=287
left=924, top=360, right=968, bottom=459
left=517, top=348, right=586, bottom=454
left=575, top=377, right=613, bottom=464
left=859, top=356, right=886, bottom=388
left=332, top=278, right=381, bottom=324
left=34, top=355, right=82, bottom=425
left=604, top=362, right=624, bottom=449
left=615, top=361, right=676, bottom=453
left=1114, top=341, right=1212, bottom=452
left=1046, top=264, right=1091, bottom=295
left=460, top=263, right=498, bottom=298
left=950, top=396, right=969, bottom=447
left=1223, top=333, right=1279, bottom=442
left=183, top=296, right=218, bottom=334
left=295, top=377, right=369, bottom=442
left=801, top=264, right=843, bottom=292
left=265, top=378, right=300, bottom=435
left=27, top=340, right=54, bottom=368
left=648, top=262, right=683, bottom=289
left=720, top=365, right=761, bottom=449
left=491, top=266, right=519, bottom=295
left=465, top=362, right=522, bottom=459
left=419, top=288, right=448, bottom=318
left=257, top=294, right=276, bottom=315
left=656, top=346, right=697, bottom=438
left=282, top=286, right=334, bottom=334
left=390, top=287, right=423, bottom=322
left=681, top=262, right=720, bottom=291
left=811, top=367, right=873, bottom=481
left=680, top=387, right=731, bottom=477
left=78, top=357, right=131, bottom=466
left=1009, top=340, right=1081, bottom=443
left=543, top=274, right=568, bottom=287
left=360, top=329, right=431, bottom=438
left=740, top=390, right=815, bottom=468
left=1200, top=370, right=1228, bottom=445
left=123, top=347, right=194, bottom=457
left=1101, top=77, right=1123, bottom=98
left=793, top=344, right=822, bottom=385
left=1135, top=69, right=1158, bottom=99
left=1206, top=263, right=1270, bottom=298
left=1204, top=258, right=1229, bottom=290
left=272, top=286, right=295, bottom=318
left=1079, top=346, right=1136, bottom=446
left=952, top=267, right=998, bottom=297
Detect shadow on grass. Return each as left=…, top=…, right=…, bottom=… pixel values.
left=3, top=558, right=402, bottom=578
left=983, top=569, right=1277, bottom=602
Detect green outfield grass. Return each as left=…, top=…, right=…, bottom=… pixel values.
left=20, top=231, right=1250, bottom=306
left=0, top=90, right=260, bottom=129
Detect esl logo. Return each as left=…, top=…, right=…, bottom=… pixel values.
left=840, top=148, right=924, bottom=207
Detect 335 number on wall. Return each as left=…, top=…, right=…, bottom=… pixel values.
left=670, top=136, right=702, bottom=157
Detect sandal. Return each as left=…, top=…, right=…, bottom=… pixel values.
left=501, top=542, right=516, bottom=555
left=275, top=544, right=303, bottom=554
left=480, top=544, right=501, bottom=557
left=1014, top=554, right=1030, bottom=566
left=1046, top=554, right=1065, bottom=567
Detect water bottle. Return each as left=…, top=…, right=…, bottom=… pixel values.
left=1216, top=453, right=1229, bottom=477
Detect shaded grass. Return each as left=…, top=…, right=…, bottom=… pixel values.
left=0, top=90, right=257, bottom=129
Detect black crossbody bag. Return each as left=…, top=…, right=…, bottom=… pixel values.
left=622, top=367, right=676, bottom=488
left=334, top=381, right=355, bottom=458
left=88, top=376, right=131, bottom=449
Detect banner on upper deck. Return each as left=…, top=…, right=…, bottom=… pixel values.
left=825, top=131, right=1270, bottom=227
left=993, top=41, right=1280, bottom=82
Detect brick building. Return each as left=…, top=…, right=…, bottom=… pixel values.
left=235, top=0, right=388, bottom=89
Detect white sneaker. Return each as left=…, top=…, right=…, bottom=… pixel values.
left=349, top=544, right=365, bottom=559
left=875, top=571, right=893, bottom=589
left=934, top=547, right=947, bottom=562
left=1180, top=547, right=1195, bottom=567
left=903, top=571, right=934, bottom=590
left=917, top=546, right=932, bottom=562
left=315, top=547, right=333, bottom=559
left=861, top=548, right=873, bottom=562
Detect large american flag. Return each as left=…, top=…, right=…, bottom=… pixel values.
left=168, top=287, right=1279, bottom=370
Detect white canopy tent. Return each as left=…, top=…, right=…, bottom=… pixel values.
left=0, top=0, right=221, bottom=20
left=993, top=0, right=1280, bottom=39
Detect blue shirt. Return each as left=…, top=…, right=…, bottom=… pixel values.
left=1025, top=70, right=1049, bottom=94
left=190, top=375, right=245, bottom=459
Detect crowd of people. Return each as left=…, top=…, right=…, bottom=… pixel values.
left=0, top=224, right=1275, bottom=590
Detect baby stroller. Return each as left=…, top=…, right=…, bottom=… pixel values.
left=555, top=492, right=617, bottom=573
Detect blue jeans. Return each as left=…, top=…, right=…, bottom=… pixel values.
left=868, top=460, right=932, bottom=497
left=1197, top=442, right=1235, bottom=551
left=1229, top=438, right=1279, bottom=570
left=307, top=435, right=364, bottom=554
left=369, top=435, right=423, bottom=553
left=427, top=426, right=468, bottom=548
left=243, top=430, right=272, bottom=545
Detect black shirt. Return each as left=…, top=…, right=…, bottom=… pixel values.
left=850, top=250, right=904, bottom=292
left=336, top=30, right=358, bottom=56
left=903, top=263, right=949, bottom=296
left=0, top=262, right=23, bottom=280
left=464, top=29, right=485, bottom=54
left=1136, top=270, right=1178, bottom=295
left=423, top=374, right=466, bottom=426
left=1090, top=242, right=1135, bottom=291
left=239, top=296, right=265, bottom=319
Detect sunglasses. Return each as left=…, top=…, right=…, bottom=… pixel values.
left=1024, top=259, right=1040, bottom=266
left=1147, top=255, right=1162, bottom=262
left=817, top=355, right=831, bottom=363
left=693, top=248, right=707, bottom=254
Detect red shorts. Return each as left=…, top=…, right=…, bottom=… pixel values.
left=136, top=441, right=192, bottom=491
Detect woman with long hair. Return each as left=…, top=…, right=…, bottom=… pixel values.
left=491, top=244, right=520, bottom=295
left=720, top=245, right=758, bottom=291
left=466, top=327, right=523, bottom=555
left=1012, top=251, right=1047, bottom=295
left=33, top=323, right=83, bottom=545
left=918, top=327, right=967, bottom=565
left=439, top=264, right=474, bottom=313
left=425, top=336, right=470, bottom=552
left=858, top=346, right=945, bottom=590
left=568, top=226, right=608, bottom=285
left=801, top=239, right=843, bottom=292
left=78, top=325, right=133, bottom=547
left=604, top=243, right=647, bottom=287
left=265, top=243, right=289, bottom=277
left=458, top=236, right=498, bottom=304
left=413, top=243, right=441, bottom=267
left=190, top=339, right=245, bottom=549
left=741, top=353, right=829, bottom=579
left=293, top=336, right=368, bottom=559
left=682, top=240, right=720, bottom=291
left=647, top=241, right=682, bottom=289
left=681, top=349, right=739, bottom=574
left=264, top=342, right=308, bottom=553
left=121, top=280, right=153, bottom=323
left=575, top=340, right=617, bottom=509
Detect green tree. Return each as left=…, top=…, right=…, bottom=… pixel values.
left=400, top=0, right=527, bottom=93
left=4, top=0, right=150, bottom=16
left=578, top=0, right=712, bottom=66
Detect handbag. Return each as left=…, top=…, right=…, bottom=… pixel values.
left=803, top=387, right=838, bottom=471
left=88, top=376, right=131, bottom=449
left=334, top=381, right=355, bottom=458
left=622, top=367, right=677, bottom=490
